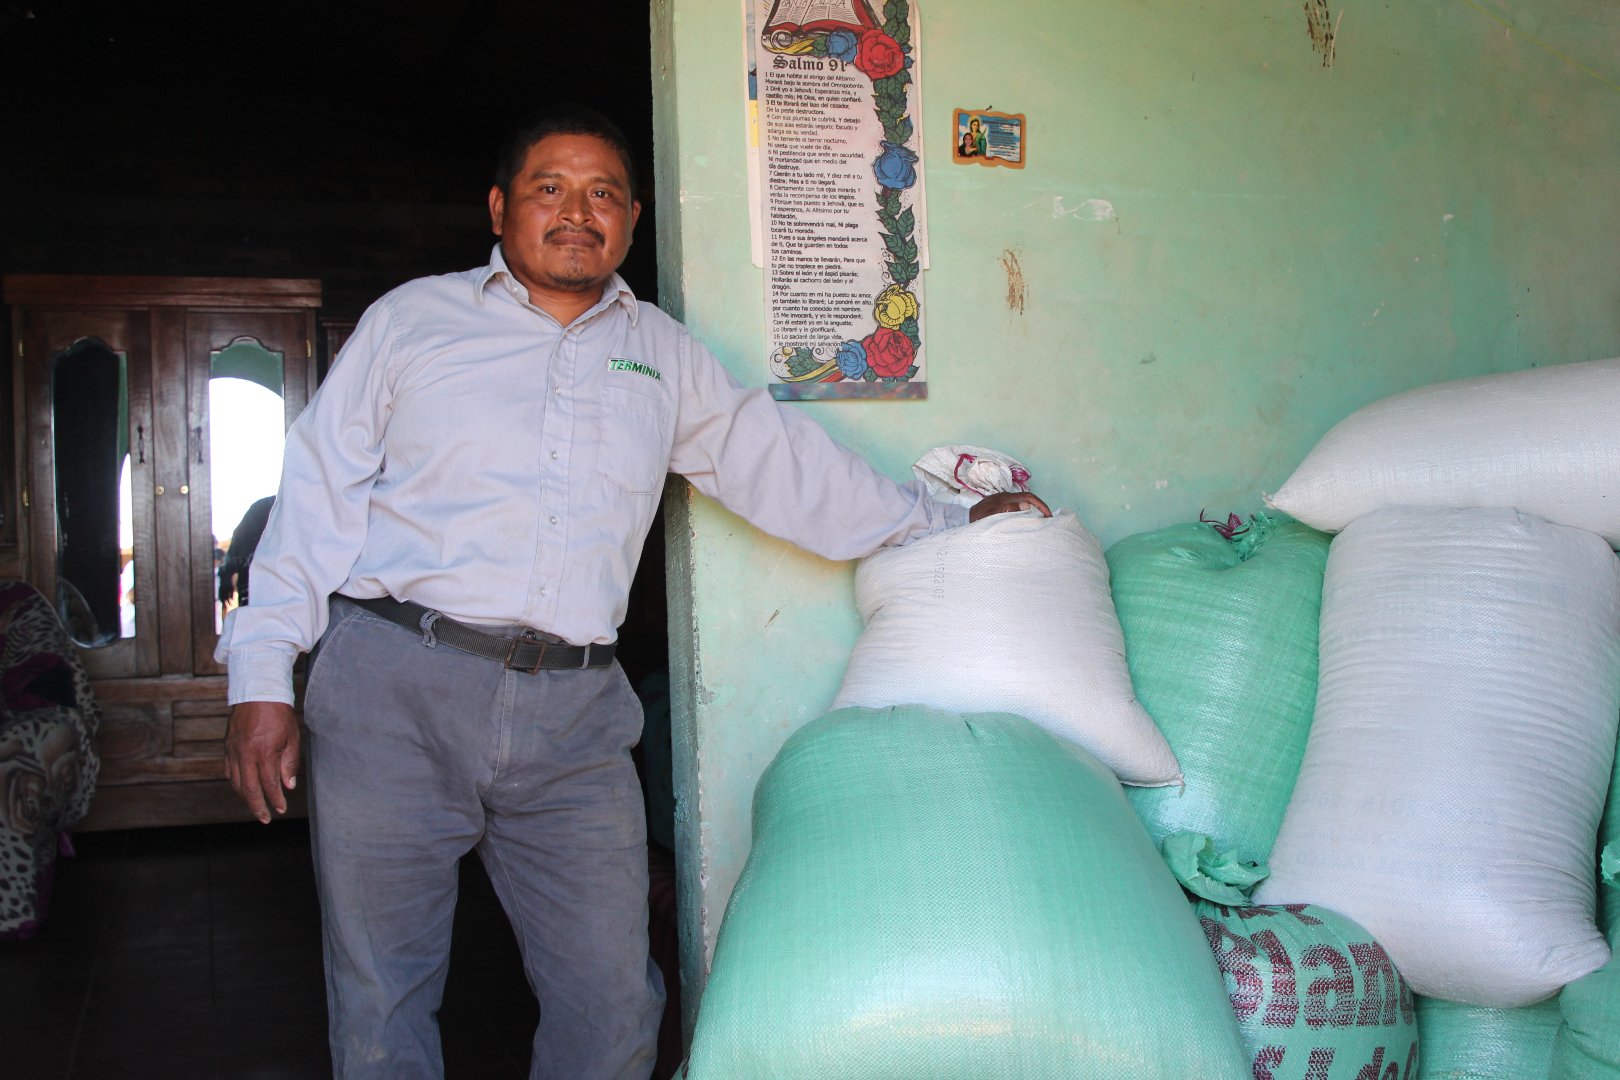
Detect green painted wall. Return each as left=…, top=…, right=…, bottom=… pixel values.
left=651, top=0, right=1620, bottom=1032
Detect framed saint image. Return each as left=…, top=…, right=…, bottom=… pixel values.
left=953, top=108, right=1025, bottom=169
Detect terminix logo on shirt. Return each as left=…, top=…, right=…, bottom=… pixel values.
left=607, top=358, right=661, bottom=381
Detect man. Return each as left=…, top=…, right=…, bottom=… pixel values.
left=219, top=104, right=1047, bottom=1080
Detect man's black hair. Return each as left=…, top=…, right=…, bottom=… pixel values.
left=492, top=104, right=639, bottom=198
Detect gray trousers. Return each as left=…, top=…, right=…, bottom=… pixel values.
left=303, top=598, right=663, bottom=1080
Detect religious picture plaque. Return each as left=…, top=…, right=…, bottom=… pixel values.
left=952, top=108, right=1026, bottom=169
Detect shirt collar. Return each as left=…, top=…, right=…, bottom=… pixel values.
left=476, top=244, right=640, bottom=327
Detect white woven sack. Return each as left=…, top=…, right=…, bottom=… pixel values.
left=832, top=509, right=1181, bottom=787
left=1254, top=505, right=1620, bottom=1007
left=1267, top=357, right=1620, bottom=542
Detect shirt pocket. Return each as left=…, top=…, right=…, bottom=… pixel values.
left=598, top=385, right=670, bottom=495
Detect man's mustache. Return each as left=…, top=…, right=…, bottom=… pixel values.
left=546, top=226, right=605, bottom=244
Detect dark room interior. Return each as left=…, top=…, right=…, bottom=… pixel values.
left=2, top=2, right=675, bottom=1076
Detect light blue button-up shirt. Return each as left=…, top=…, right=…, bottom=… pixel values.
left=217, top=246, right=965, bottom=704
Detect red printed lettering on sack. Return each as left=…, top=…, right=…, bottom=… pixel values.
left=1200, top=917, right=1263, bottom=1021
left=1349, top=942, right=1414, bottom=1027
left=1253, top=1046, right=1287, bottom=1080
left=1351, top=1045, right=1411, bottom=1080
left=1252, top=929, right=1300, bottom=1028
left=1304, top=1047, right=1336, bottom=1080
left=1303, top=944, right=1356, bottom=1028
left=1253, top=1045, right=1337, bottom=1080
left=1205, top=911, right=1414, bottom=1046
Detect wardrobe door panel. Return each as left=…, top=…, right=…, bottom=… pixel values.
left=21, top=307, right=160, bottom=679
left=185, top=309, right=311, bottom=677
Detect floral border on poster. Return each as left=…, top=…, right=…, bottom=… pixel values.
left=764, top=0, right=923, bottom=393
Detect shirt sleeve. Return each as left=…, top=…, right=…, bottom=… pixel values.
left=213, top=298, right=398, bottom=705
left=665, top=331, right=968, bottom=561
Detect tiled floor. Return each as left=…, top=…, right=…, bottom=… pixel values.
left=2, top=821, right=544, bottom=1079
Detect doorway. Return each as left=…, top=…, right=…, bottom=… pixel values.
left=1, top=0, right=676, bottom=1073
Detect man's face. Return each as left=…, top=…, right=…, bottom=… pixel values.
left=488, top=133, right=641, bottom=312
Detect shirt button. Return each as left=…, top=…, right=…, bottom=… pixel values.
left=550, top=515, right=559, bottom=525
left=550, top=451, right=559, bottom=460
left=553, top=386, right=562, bottom=396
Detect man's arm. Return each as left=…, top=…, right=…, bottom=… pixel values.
left=667, top=334, right=1046, bottom=558
left=666, top=333, right=1051, bottom=550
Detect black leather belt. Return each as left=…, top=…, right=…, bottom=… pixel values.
left=348, top=596, right=614, bottom=672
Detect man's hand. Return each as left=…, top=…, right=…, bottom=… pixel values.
left=969, top=490, right=1053, bottom=521
left=224, top=701, right=300, bottom=824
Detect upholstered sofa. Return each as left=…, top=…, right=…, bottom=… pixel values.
left=0, top=579, right=100, bottom=939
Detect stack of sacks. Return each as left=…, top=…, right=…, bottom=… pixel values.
left=834, top=445, right=1180, bottom=787
left=1110, top=515, right=1426, bottom=1078
left=681, top=706, right=1250, bottom=1079
left=1549, top=723, right=1620, bottom=1079
left=1106, top=514, right=1330, bottom=863
left=1258, top=359, right=1620, bottom=1042
left=685, top=449, right=1237, bottom=1076
left=1110, top=515, right=1422, bottom=1078
left=1254, top=505, right=1619, bottom=1006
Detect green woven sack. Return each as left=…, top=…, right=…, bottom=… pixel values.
left=1197, top=901, right=1418, bottom=1080
left=683, top=706, right=1250, bottom=1080
left=1107, top=515, right=1330, bottom=864
left=1550, top=726, right=1620, bottom=1080
left=1416, top=996, right=1561, bottom=1079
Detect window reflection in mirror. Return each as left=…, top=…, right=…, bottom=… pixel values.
left=209, top=339, right=286, bottom=634
left=52, top=338, right=129, bottom=647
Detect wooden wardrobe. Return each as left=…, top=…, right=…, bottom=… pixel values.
left=5, top=275, right=320, bottom=829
